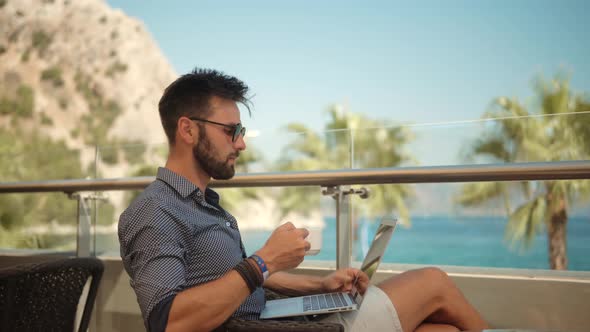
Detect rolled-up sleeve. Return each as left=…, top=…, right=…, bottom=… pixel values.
left=119, top=197, right=189, bottom=327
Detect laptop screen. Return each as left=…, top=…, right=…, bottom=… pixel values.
left=350, top=217, right=397, bottom=305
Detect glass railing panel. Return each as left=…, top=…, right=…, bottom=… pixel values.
left=213, top=186, right=337, bottom=262
left=94, top=142, right=166, bottom=256
left=350, top=112, right=590, bottom=168
left=239, top=126, right=353, bottom=172
left=0, top=141, right=96, bottom=253
left=350, top=181, right=590, bottom=271
left=94, top=184, right=340, bottom=261
left=101, top=112, right=586, bottom=175
left=96, top=142, right=167, bottom=178
left=93, top=193, right=119, bottom=256
left=0, top=192, right=81, bottom=252
left=94, top=125, right=353, bottom=178
left=93, top=128, right=352, bottom=259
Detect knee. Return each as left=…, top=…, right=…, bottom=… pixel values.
left=417, top=267, right=450, bottom=282
left=415, top=323, right=460, bottom=332
left=414, top=267, right=455, bottom=292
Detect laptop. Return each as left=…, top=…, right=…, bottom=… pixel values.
left=260, top=217, right=397, bottom=319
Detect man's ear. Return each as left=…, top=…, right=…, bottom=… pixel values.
left=177, top=117, right=196, bottom=145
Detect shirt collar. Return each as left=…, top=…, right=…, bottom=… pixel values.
left=156, top=167, right=219, bottom=204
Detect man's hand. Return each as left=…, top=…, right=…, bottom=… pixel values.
left=255, top=222, right=310, bottom=275
left=321, top=268, right=369, bottom=295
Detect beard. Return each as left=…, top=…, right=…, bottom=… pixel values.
left=193, top=127, right=238, bottom=180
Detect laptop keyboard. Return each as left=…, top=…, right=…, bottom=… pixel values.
left=303, top=293, right=348, bottom=312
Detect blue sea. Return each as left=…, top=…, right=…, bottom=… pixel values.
left=240, top=216, right=590, bottom=271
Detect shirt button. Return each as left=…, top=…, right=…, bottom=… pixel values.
left=226, top=222, right=231, bottom=227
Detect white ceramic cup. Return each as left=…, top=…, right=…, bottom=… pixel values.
left=304, top=227, right=322, bottom=256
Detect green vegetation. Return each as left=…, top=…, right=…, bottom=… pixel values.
left=0, top=99, right=11, bottom=115
left=97, top=200, right=115, bottom=226
left=0, top=70, right=133, bottom=250
left=59, top=97, right=68, bottom=110
left=41, top=66, right=64, bottom=87
left=120, top=140, right=147, bottom=164
left=0, top=84, right=34, bottom=118
left=125, top=165, right=158, bottom=206
left=0, top=121, right=119, bottom=249
left=20, top=48, right=30, bottom=62
left=75, top=71, right=124, bottom=164
left=278, top=105, right=415, bottom=224
left=456, top=75, right=590, bottom=270
left=8, top=30, right=19, bottom=43
left=217, top=147, right=264, bottom=211
left=0, top=125, right=104, bottom=250
left=105, top=61, right=128, bottom=78
left=39, top=111, right=53, bottom=126
left=15, top=85, right=34, bottom=117
left=31, top=30, right=52, bottom=56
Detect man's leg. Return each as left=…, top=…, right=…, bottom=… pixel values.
left=414, top=323, right=460, bottom=332
left=377, top=267, right=489, bottom=332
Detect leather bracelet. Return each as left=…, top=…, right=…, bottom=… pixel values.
left=245, top=258, right=264, bottom=285
left=249, top=254, right=269, bottom=281
left=234, top=259, right=262, bottom=294
left=234, top=260, right=257, bottom=293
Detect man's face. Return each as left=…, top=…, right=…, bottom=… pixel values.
left=192, top=96, right=246, bottom=180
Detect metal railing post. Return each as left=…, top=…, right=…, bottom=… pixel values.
left=69, top=193, right=92, bottom=257
left=336, top=186, right=352, bottom=269
left=323, top=186, right=352, bottom=269
left=323, top=186, right=370, bottom=269
left=68, top=192, right=106, bottom=257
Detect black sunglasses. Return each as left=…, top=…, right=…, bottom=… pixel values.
left=189, top=117, right=246, bottom=142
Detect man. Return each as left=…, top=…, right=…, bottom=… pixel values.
left=119, top=68, right=490, bottom=332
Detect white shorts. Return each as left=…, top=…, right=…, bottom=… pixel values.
left=318, top=286, right=403, bottom=332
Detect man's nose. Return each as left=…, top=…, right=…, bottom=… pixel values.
left=234, top=133, right=246, bottom=151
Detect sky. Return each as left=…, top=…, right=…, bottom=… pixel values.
left=106, top=0, right=590, bottom=165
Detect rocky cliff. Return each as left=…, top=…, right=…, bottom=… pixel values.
left=0, top=0, right=176, bottom=175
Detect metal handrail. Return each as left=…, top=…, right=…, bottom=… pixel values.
left=1, top=160, right=589, bottom=194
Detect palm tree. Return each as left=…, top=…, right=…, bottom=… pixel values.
left=457, top=76, right=590, bottom=270
left=277, top=104, right=415, bottom=225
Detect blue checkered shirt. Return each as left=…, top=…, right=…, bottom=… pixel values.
left=118, top=167, right=265, bottom=328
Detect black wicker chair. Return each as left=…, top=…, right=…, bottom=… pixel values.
left=220, top=288, right=344, bottom=332
left=0, top=257, right=104, bottom=332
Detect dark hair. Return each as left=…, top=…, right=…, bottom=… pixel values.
left=158, top=68, right=251, bottom=144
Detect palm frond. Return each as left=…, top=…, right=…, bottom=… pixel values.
left=505, top=196, right=546, bottom=250
left=455, top=182, right=505, bottom=207
left=472, top=136, right=512, bottom=162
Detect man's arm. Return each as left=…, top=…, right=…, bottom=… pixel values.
left=164, top=222, right=311, bottom=331
left=120, top=198, right=260, bottom=332
left=263, top=271, right=323, bottom=296
left=166, top=269, right=251, bottom=332
left=264, top=268, right=370, bottom=297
